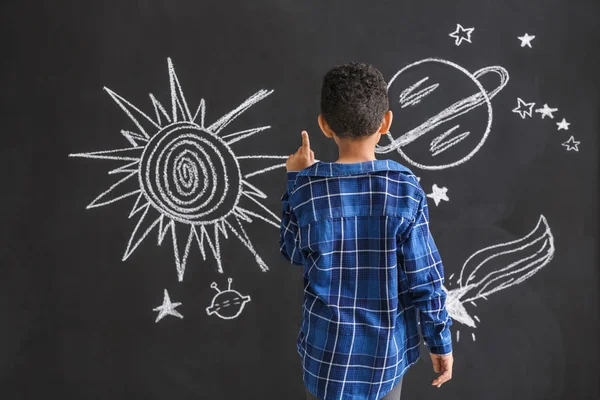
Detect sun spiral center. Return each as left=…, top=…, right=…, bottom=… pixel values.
left=138, top=122, right=242, bottom=225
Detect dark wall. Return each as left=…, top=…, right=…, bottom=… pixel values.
left=2, top=1, right=598, bottom=399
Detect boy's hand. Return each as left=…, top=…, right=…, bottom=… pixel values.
left=286, top=131, right=315, bottom=172
left=430, top=353, right=453, bottom=388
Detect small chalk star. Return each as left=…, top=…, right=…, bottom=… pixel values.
left=427, top=184, right=450, bottom=206
left=512, top=98, right=535, bottom=119
left=153, top=289, right=183, bottom=323
left=535, top=104, right=558, bottom=119
left=556, top=118, right=570, bottom=131
left=449, top=24, right=474, bottom=46
left=518, top=33, right=536, bottom=48
left=562, top=136, right=580, bottom=152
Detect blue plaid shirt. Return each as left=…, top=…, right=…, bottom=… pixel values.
left=280, top=160, right=453, bottom=400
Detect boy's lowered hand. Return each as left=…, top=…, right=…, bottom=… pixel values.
left=430, top=352, right=453, bottom=388
left=286, top=131, right=315, bottom=172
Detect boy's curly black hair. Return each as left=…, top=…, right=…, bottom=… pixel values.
left=320, top=62, right=389, bottom=139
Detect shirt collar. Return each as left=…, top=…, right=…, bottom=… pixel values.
left=297, top=159, right=413, bottom=177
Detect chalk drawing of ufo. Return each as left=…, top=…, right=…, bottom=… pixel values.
left=206, top=277, right=251, bottom=320
left=376, top=58, right=510, bottom=170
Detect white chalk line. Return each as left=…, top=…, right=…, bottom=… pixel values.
left=223, top=126, right=271, bottom=144
left=242, top=180, right=268, bottom=199
left=193, top=99, right=206, bottom=127
left=168, top=58, right=193, bottom=123
left=69, top=147, right=144, bottom=161
left=429, top=124, right=471, bottom=156
left=398, top=76, right=440, bottom=108
left=104, top=87, right=158, bottom=138
left=108, top=160, right=140, bottom=175
left=121, top=130, right=148, bottom=147
left=244, top=163, right=287, bottom=178
left=86, top=171, right=141, bottom=209
left=207, top=89, right=274, bottom=134
left=236, top=206, right=280, bottom=228
left=149, top=93, right=171, bottom=127
left=237, top=155, right=289, bottom=160
left=242, top=192, right=281, bottom=226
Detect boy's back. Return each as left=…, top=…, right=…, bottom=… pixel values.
left=280, top=62, right=453, bottom=400
left=281, top=160, right=452, bottom=400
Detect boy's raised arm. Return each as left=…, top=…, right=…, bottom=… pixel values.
left=279, top=131, right=315, bottom=266
left=279, top=171, right=306, bottom=266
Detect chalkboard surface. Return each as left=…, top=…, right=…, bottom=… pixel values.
left=2, top=1, right=599, bottom=399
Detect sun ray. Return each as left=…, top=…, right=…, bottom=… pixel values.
left=104, top=87, right=160, bottom=138
left=123, top=204, right=162, bottom=260
left=233, top=208, right=253, bottom=223
left=235, top=206, right=280, bottom=228
left=222, top=126, right=271, bottom=144
left=108, top=160, right=140, bottom=175
left=224, top=218, right=268, bottom=272
left=237, top=155, right=289, bottom=160
left=157, top=216, right=171, bottom=245
left=244, top=163, right=287, bottom=178
left=86, top=171, right=141, bottom=209
left=168, top=58, right=193, bottom=123
left=199, top=225, right=223, bottom=273
left=128, top=192, right=149, bottom=218
left=169, top=222, right=196, bottom=281
left=191, top=225, right=207, bottom=260
left=241, top=180, right=268, bottom=199
left=120, top=130, right=149, bottom=147
left=193, top=99, right=206, bottom=127
left=242, top=192, right=282, bottom=225
left=207, top=89, right=274, bottom=134
left=149, top=93, right=171, bottom=127
left=69, top=147, right=144, bottom=161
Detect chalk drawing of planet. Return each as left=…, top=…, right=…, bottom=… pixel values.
left=376, top=58, right=509, bottom=170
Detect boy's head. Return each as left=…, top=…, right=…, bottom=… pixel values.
left=319, top=62, right=391, bottom=140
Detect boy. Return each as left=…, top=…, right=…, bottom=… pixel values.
left=279, top=63, right=453, bottom=400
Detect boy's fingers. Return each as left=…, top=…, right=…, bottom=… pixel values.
left=432, top=357, right=441, bottom=373
left=432, top=371, right=452, bottom=386
left=301, top=131, right=310, bottom=150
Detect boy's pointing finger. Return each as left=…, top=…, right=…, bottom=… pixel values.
left=301, top=131, right=310, bottom=150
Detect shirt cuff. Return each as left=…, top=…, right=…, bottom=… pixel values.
left=425, top=330, right=453, bottom=355
left=287, top=171, right=299, bottom=192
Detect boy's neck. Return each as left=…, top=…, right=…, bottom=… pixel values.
left=335, top=135, right=378, bottom=164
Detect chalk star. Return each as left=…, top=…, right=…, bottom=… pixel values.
left=556, top=118, right=570, bottom=131
left=562, top=136, right=580, bottom=152
left=518, top=33, right=536, bottom=48
left=427, top=184, right=450, bottom=206
left=449, top=24, right=474, bottom=46
left=512, top=98, right=535, bottom=119
left=535, top=104, right=558, bottom=119
left=153, top=289, right=183, bottom=323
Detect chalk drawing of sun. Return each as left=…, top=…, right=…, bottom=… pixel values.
left=70, top=58, right=286, bottom=281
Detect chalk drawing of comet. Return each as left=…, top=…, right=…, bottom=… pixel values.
left=443, top=215, right=555, bottom=341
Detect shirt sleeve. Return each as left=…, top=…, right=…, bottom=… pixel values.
left=279, top=172, right=306, bottom=266
left=397, top=190, right=453, bottom=355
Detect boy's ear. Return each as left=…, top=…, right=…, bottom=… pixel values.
left=378, top=110, right=393, bottom=135
left=318, top=114, right=335, bottom=138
